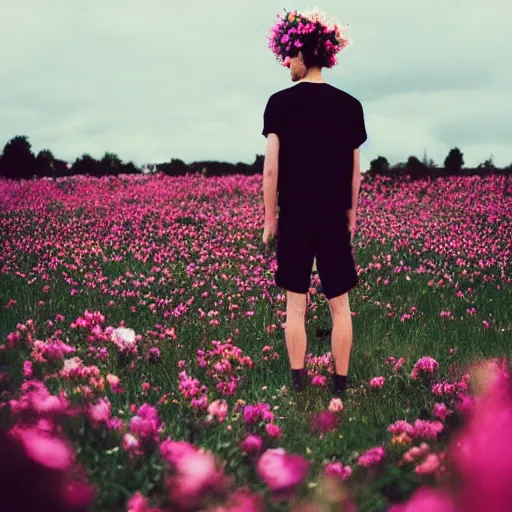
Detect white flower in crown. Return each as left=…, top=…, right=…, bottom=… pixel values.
left=301, top=6, right=337, bottom=27
left=300, top=7, right=349, bottom=46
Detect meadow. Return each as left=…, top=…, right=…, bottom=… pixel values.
left=0, top=172, right=511, bottom=512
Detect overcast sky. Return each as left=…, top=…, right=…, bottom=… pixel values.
left=1, top=0, right=511, bottom=172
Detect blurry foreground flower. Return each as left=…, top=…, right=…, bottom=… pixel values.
left=310, top=410, right=339, bottom=434
left=256, top=448, right=309, bottom=492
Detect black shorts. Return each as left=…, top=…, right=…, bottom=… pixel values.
left=274, top=210, right=358, bottom=299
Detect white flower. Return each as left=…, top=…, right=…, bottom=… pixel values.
left=111, top=327, right=136, bottom=348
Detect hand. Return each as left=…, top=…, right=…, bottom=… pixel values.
left=263, top=217, right=278, bottom=245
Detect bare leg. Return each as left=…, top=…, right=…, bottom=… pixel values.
left=284, top=290, right=308, bottom=369
left=327, top=292, right=353, bottom=375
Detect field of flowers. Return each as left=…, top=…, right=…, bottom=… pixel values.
left=0, top=172, right=511, bottom=512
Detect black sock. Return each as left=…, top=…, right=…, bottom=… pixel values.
left=333, top=373, right=347, bottom=394
left=291, top=368, right=306, bottom=391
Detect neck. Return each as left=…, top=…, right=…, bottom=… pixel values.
left=299, top=69, right=326, bottom=83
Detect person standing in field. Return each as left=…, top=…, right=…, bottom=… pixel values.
left=261, top=8, right=367, bottom=398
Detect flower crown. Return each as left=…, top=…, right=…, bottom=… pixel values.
left=267, top=7, right=352, bottom=69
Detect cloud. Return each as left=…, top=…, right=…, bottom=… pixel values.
left=0, top=0, right=511, bottom=170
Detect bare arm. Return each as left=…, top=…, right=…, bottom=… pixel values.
left=346, top=148, right=361, bottom=221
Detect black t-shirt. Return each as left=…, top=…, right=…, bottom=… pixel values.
left=262, top=82, right=367, bottom=218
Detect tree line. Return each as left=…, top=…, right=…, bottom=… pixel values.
left=0, top=135, right=510, bottom=182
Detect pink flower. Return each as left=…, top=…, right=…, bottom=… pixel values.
left=310, top=410, right=339, bottom=434
left=160, top=438, right=197, bottom=465
left=207, top=399, right=228, bottom=423
left=211, top=487, right=264, bottom=512
left=173, top=449, right=222, bottom=491
left=243, top=403, right=273, bottom=424
left=311, top=375, right=328, bottom=387
left=433, top=402, right=452, bottom=420
left=415, top=453, right=441, bottom=475
left=147, top=347, right=161, bottom=363
left=127, top=492, right=154, bottom=512
left=403, top=442, right=430, bottom=463
left=23, top=360, right=33, bottom=377
left=165, top=448, right=228, bottom=508
left=265, top=423, right=282, bottom=438
left=324, top=461, right=352, bottom=480
left=87, top=397, right=111, bottom=425
left=357, top=446, right=385, bottom=468
left=450, top=366, right=512, bottom=511
left=393, top=357, right=407, bottom=371
left=388, top=486, right=457, bottom=512
left=370, top=376, right=385, bottom=388
left=328, top=397, right=344, bottom=413
left=106, top=373, right=122, bottom=393
left=412, top=419, right=444, bottom=440
left=122, top=433, right=140, bottom=453
left=13, top=427, right=74, bottom=470
left=411, top=357, right=439, bottom=380
left=387, top=420, right=415, bottom=436
left=240, top=434, right=263, bottom=455
left=256, top=448, right=309, bottom=491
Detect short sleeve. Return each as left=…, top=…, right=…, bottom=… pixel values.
left=351, top=101, right=367, bottom=149
left=262, top=95, right=281, bottom=138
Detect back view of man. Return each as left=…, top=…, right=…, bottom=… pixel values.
left=261, top=9, right=367, bottom=398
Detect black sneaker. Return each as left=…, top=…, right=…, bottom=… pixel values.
left=332, top=373, right=351, bottom=396
left=291, top=368, right=306, bottom=393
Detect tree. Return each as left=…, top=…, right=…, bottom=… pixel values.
left=71, top=154, right=101, bottom=177
left=100, top=152, right=123, bottom=176
left=0, top=135, right=37, bottom=180
left=477, top=154, right=495, bottom=171
left=406, top=156, right=427, bottom=180
left=369, top=156, right=390, bottom=176
left=121, top=161, right=141, bottom=175
left=444, top=148, right=464, bottom=175
left=35, top=149, right=56, bottom=178
left=252, top=154, right=265, bottom=174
